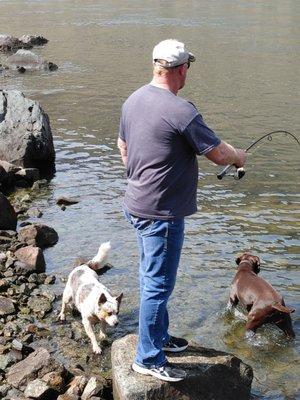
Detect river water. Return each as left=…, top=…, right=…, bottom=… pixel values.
left=1, top=1, right=299, bottom=398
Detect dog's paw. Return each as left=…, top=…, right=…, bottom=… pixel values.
left=93, top=345, right=102, bottom=354
left=99, top=332, right=107, bottom=341
left=59, top=313, right=66, bottom=322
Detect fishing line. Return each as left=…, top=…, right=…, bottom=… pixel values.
left=217, top=130, right=300, bottom=180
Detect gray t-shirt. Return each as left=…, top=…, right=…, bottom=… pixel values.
left=119, top=84, right=221, bottom=220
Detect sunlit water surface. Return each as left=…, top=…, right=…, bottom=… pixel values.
left=1, top=1, right=299, bottom=398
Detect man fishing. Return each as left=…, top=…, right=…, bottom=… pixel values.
left=118, top=39, right=246, bottom=381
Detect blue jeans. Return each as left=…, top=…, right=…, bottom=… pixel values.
left=124, top=209, right=184, bottom=367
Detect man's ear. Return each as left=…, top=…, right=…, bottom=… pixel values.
left=98, top=293, right=107, bottom=305
left=116, top=293, right=123, bottom=304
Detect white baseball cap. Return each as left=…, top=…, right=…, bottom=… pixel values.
left=152, top=39, right=195, bottom=68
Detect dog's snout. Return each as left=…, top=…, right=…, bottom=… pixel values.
left=114, top=321, right=119, bottom=327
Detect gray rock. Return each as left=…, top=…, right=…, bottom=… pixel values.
left=0, top=296, right=15, bottom=316
left=112, top=334, right=253, bottom=400
left=18, top=223, right=59, bottom=248
left=6, top=347, right=65, bottom=390
left=7, top=49, right=57, bottom=71
left=0, top=193, right=17, bottom=231
left=24, top=378, right=50, bottom=398
left=0, top=90, right=55, bottom=171
left=14, top=245, right=45, bottom=273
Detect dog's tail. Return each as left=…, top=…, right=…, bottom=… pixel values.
left=87, top=241, right=111, bottom=271
left=272, top=302, right=295, bottom=314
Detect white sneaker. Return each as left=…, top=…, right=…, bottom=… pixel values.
left=132, top=362, right=186, bottom=382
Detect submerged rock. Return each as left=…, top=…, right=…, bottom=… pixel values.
left=112, top=334, right=253, bottom=400
left=7, top=49, right=57, bottom=71
left=0, top=90, right=55, bottom=172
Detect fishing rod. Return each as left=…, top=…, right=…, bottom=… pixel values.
left=217, top=130, right=300, bottom=180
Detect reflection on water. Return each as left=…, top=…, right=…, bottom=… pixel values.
left=1, top=1, right=299, bottom=398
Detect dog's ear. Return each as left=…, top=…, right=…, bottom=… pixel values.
left=235, top=255, right=241, bottom=265
left=98, top=293, right=107, bottom=305
left=116, top=293, right=123, bottom=304
left=272, top=303, right=295, bottom=314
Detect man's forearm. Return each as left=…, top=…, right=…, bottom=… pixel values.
left=205, top=141, right=246, bottom=167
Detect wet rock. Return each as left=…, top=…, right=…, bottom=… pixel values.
left=14, top=245, right=46, bottom=273
left=18, top=223, right=59, bottom=248
left=6, top=347, right=66, bottom=390
left=0, top=296, right=15, bottom=316
left=19, top=34, right=48, bottom=46
left=0, top=193, right=17, bottom=230
left=112, top=334, right=253, bottom=400
left=0, top=90, right=55, bottom=172
left=56, top=196, right=79, bottom=206
left=7, top=49, right=58, bottom=71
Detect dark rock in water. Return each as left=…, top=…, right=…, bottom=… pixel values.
left=0, top=296, right=15, bottom=316
left=18, top=34, right=48, bottom=47
left=0, top=90, right=55, bottom=172
left=14, top=245, right=46, bottom=273
left=56, top=196, right=79, bottom=206
left=18, top=224, right=59, bottom=248
left=112, top=334, right=253, bottom=400
left=7, top=49, right=58, bottom=71
left=6, top=347, right=67, bottom=390
left=0, top=193, right=17, bottom=230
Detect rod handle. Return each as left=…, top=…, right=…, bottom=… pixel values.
left=217, top=164, right=232, bottom=180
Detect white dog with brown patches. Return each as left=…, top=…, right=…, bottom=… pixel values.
left=59, top=242, right=123, bottom=354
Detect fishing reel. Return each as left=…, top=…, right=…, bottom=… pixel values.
left=217, top=166, right=245, bottom=180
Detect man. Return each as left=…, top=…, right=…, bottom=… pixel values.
left=118, top=39, right=246, bottom=382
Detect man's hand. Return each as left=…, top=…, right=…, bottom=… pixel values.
left=117, top=137, right=127, bottom=166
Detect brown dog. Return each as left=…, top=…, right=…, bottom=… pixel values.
left=227, top=252, right=295, bottom=338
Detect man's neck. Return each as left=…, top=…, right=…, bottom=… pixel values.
left=150, top=78, right=178, bottom=95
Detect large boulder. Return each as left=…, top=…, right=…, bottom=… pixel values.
left=112, top=334, right=253, bottom=400
left=0, top=192, right=17, bottom=230
left=0, top=90, right=55, bottom=171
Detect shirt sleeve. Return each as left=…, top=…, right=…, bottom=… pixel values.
left=182, top=114, right=221, bottom=155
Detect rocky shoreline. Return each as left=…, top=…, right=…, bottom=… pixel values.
left=0, top=173, right=114, bottom=399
